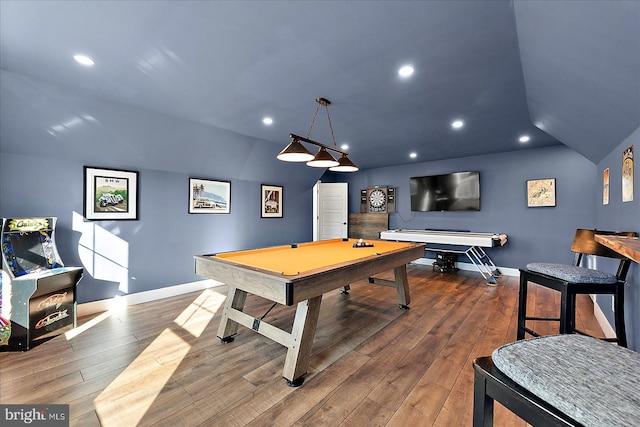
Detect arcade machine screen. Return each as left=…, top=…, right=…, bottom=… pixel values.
left=8, top=233, right=48, bottom=274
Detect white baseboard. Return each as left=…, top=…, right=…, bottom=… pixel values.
left=593, top=300, right=616, bottom=339
left=412, top=257, right=519, bottom=277
left=80, top=263, right=613, bottom=339
left=77, top=259, right=517, bottom=317
left=77, top=279, right=226, bottom=317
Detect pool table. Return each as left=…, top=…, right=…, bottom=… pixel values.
left=194, top=238, right=425, bottom=386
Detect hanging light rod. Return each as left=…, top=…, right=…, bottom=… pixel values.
left=278, top=97, right=359, bottom=172
left=288, top=133, right=349, bottom=156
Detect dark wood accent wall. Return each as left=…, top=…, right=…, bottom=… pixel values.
left=348, top=213, right=389, bottom=240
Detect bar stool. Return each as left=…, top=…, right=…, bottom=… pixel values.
left=517, top=228, right=637, bottom=347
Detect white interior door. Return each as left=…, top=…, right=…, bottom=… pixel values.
left=313, top=182, right=348, bottom=241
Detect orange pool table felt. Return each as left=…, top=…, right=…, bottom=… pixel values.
left=214, top=238, right=421, bottom=276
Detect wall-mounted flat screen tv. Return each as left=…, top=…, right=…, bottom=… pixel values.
left=410, top=171, right=480, bottom=211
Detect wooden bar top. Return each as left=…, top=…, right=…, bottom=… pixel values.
left=595, top=234, right=640, bottom=264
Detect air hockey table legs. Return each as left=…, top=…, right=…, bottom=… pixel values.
left=465, top=246, right=501, bottom=285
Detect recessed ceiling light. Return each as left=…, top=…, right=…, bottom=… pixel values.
left=341, top=144, right=349, bottom=150
left=398, top=65, right=414, bottom=78
left=451, top=120, right=464, bottom=129
left=262, top=117, right=273, bottom=125
left=519, top=135, right=530, bottom=143
left=73, top=55, right=95, bottom=66
left=409, top=152, right=417, bottom=158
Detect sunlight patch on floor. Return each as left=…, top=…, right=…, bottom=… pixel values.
left=93, top=289, right=224, bottom=426
left=65, top=296, right=128, bottom=340
left=64, top=310, right=111, bottom=340
left=173, top=288, right=226, bottom=337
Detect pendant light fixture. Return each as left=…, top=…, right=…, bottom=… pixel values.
left=278, top=98, right=358, bottom=172
left=276, top=138, right=314, bottom=162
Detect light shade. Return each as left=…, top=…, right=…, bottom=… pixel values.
left=277, top=139, right=315, bottom=162
left=329, top=154, right=359, bottom=172
left=306, top=148, right=339, bottom=168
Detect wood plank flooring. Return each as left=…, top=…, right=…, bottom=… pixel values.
left=0, top=265, right=605, bottom=426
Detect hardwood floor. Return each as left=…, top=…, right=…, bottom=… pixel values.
left=0, top=265, right=605, bottom=426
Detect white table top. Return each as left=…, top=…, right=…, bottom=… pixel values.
left=379, top=229, right=507, bottom=247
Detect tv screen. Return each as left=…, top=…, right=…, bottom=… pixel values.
left=410, top=171, right=480, bottom=211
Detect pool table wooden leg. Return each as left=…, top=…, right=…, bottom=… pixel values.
left=217, top=286, right=247, bottom=343
left=368, top=265, right=411, bottom=309
left=282, top=295, right=323, bottom=387
left=394, top=265, right=410, bottom=308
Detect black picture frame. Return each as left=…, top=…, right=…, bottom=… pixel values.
left=189, top=178, right=231, bottom=214
left=261, top=184, right=283, bottom=218
left=526, top=178, right=556, bottom=207
left=84, top=166, right=139, bottom=220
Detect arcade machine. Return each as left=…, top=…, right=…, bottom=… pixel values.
left=1, top=217, right=83, bottom=351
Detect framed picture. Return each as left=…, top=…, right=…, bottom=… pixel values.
left=622, top=145, right=634, bottom=202
left=603, top=168, right=610, bottom=205
left=526, top=178, right=556, bottom=207
left=84, top=166, right=139, bottom=220
left=189, top=178, right=231, bottom=214
left=261, top=184, right=283, bottom=218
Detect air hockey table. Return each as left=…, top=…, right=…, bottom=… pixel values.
left=379, top=229, right=508, bottom=284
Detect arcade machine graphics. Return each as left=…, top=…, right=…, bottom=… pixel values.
left=0, top=271, right=10, bottom=346
left=1, top=218, right=83, bottom=351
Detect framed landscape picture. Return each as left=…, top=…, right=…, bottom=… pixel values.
left=189, top=178, right=231, bottom=214
left=84, top=167, right=139, bottom=220
left=527, top=178, right=556, bottom=207
left=261, top=184, right=283, bottom=218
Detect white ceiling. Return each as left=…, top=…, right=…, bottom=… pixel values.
left=1, top=1, right=638, bottom=170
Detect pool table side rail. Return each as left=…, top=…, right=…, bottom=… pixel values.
left=290, top=243, right=424, bottom=303
left=194, top=243, right=425, bottom=306
left=194, top=255, right=291, bottom=304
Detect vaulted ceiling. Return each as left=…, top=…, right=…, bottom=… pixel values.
left=1, top=1, right=638, bottom=171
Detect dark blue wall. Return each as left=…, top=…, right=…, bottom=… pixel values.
left=0, top=73, right=324, bottom=303
left=0, top=151, right=318, bottom=303
left=324, top=145, right=597, bottom=269
left=323, top=138, right=640, bottom=350
left=596, top=126, right=640, bottom=349
left=2, top=70, right=637, bottom=349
